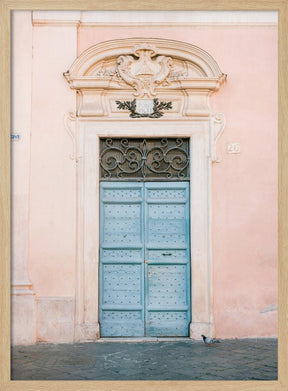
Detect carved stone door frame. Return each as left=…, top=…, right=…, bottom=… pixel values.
left=64, top=38, right=226, bottom=341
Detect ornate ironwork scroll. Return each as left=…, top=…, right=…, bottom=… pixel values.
left=100, top=138, right=189, bottom=181
left=115, top=98, right=172, bottom=118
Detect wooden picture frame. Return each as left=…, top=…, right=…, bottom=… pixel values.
left=1, top=1, right=287, bottom=390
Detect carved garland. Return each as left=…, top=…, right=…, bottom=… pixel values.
left=115, top=98, right=172, bottom=118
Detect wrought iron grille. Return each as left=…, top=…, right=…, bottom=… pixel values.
left=100, top=138, right=189, bottom=181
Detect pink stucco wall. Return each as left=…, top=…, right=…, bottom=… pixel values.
left=29, top=26, right=77, bottom=297
left=21, top=18, right=277, bottom=342
left=76, top=25, right=278, bottom=338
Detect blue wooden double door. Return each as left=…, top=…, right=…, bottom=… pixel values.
left=99, top=182, right=191, bottom=337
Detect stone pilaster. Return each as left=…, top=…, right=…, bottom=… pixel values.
left=11, top=11, right=36, bottom=345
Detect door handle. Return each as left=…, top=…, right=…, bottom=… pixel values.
left=162, top=253, right=172, bottom=256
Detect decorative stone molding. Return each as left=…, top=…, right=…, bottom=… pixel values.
left=64, top=38, right=226, bottom=118
left=33, top=11, right=278, bottom=27
left=117, top=44, right=173, bottom=98
left=65, top=38, right=225, bottom=78
left=211, top=112, right=226, bottom=162
left=63, top=111, right=80, bottom=161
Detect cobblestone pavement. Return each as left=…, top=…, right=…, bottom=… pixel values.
left=11, top=338, right=277, bottom=381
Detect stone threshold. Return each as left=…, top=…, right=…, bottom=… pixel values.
left=97, top=337, right=192, bottom=342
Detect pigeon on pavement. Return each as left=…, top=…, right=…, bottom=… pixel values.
left=201, top=334, right=220, bottom=345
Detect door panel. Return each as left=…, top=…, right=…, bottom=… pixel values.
left=99, top=181, right=190, bottom=337
left=99, top=183, right=145, bottom=337
left=144, top=182, right=190, bottom=337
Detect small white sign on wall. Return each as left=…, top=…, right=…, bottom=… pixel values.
left=227, top=142, right=241, bottom=154
left=11, top=132, right=22, bottom=142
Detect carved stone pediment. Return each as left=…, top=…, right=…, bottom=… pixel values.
left=116, top=44, right=173, bottom=98
left=64, top=38, right=226, bottom=118
left=92, top=60, right=121, bottom=79
left=168, top=59, right=205, bottom=80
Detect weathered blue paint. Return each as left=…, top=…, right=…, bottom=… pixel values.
left=144, top=182, right=190, bottom=337
left=99, top=182, right=145, bottom=337
left=99, top=182, right=190, bottom=337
